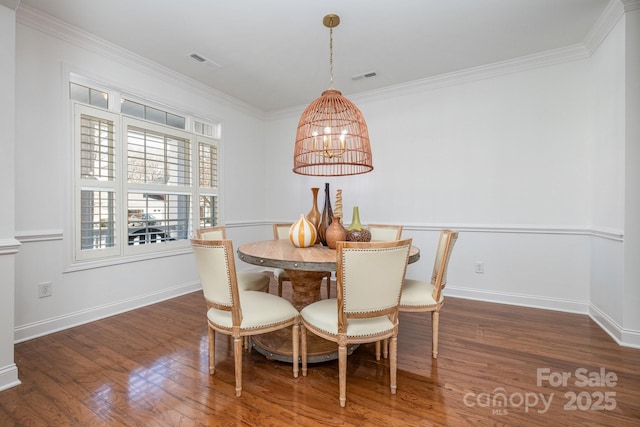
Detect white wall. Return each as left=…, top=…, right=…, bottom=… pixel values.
left=587, top=4, right=640, bottom=347
left=0, top=4, right=21, bottom=391
left=589, top=11, right=626, bottom=336
left=265, top=59, right=595, bottom=313
left=622, top=7, right=640, bottom=341
left=12, top=9, right=266, bottom=341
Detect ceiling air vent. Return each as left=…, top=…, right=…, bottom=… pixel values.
left=352, top=70, right=377, bottom=81
left=189, top=53, right=221, bottom=69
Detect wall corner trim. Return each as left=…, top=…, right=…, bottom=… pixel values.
left=589, top=304, right=640, bottom=349
left=0, top=364, right=21, bottom=392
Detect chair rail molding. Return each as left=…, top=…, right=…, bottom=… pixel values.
left=0, top=238, right=21, bottom=256
left=14, top=229, right=63, bottom=243
left=251, top=221, right=624, bottom=241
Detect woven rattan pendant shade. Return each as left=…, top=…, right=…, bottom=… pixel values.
left=293, top=89, right=373, bottom=176
left=293, top=14, right=373, bottom=177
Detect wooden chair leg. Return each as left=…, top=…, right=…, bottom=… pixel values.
left=325, top=273, right=332, bottom=299
left=278, top=277, right=284, bottom=297
left=208, top=327, right=215, bottom=375
left=301, top=325, right=308, bottom=377
left=339, top=343, right=347, bottom=407
left=292, top=322, right=299, bottom=378
left=432, top=310, right=440, bottom=359
left=377, top=339, right=389, bottom=360
left=234, top=336, right=243, bottom=397
left=390, top=335, right=398, bottom=395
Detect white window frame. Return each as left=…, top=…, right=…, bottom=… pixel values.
left=196, top=139, right=219, bottom=229
left=73, top=104, right=121, bottom=261
left=122, top=116, right=194, bottom=256
left=70, top=81, right=220, bottom=264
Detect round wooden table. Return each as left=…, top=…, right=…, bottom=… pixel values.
left=237, top=239, right=420, bottom=363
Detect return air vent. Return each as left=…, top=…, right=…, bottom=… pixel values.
left=189, top=52, right=221, bottom=69
left=352, top=70, right=377, bottom=80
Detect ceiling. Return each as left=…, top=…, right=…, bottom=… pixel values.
left=15, top=0, right=611, bottom=112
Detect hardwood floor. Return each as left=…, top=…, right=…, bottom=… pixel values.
left=1, top=275, right=640, bottom=426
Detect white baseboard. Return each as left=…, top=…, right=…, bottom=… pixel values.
left=589, top=304, right=640, bottom=349
left=0, top=364, right=21, bottom=392
left=14, top=281, right=201, bottom=343
left=446, top=286, right=640, bottom=348
left=445, top=285, right=590, bottom=314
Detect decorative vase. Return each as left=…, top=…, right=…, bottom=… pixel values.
left=289, top=214, right=317, bottom=248
left=334, top=189, right=343, bottom=222
left=326, top=216, right=347, bottom=249
left=317, top=183, right=333, bottom=246
left=346, top=206, right=371, bottom=242
left=306, top=187, right=321, bottom=243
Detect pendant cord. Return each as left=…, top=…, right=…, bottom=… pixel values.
left=329, top=24, right=334, bottom=89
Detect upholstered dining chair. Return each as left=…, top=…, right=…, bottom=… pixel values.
left=195, top=226, right=270, bottom=293
left=272, top=223, right=332, bottom=298
left=399, top=229, right=458, bottom=359
left=190, top=238, right=300, bottom=397
left=367, top=224, right=403, bottom=242
left=301, top=239, right=412, bottom=407
left=366, top=224, right=403, bottom=358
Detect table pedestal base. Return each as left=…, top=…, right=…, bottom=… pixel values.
left=252, top=269, right=357, bottom=363
left=252, top=330, right=356, bottom=364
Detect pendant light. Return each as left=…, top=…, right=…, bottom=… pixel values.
left=293, top=14, right=373, bottom=176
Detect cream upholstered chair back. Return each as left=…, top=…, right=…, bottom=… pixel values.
left=195, top=226, right=226, bottom=240
left=431, top=229, right=458, bottom=302
left=273, top=224, right=291, bottom=240
left=195, top=226, right=270, bottom=294
left=191, top=239, right=241, bottom=322
left=337, top=239, right=412, bottom=330
left=367, top=224, right=403, bottom=242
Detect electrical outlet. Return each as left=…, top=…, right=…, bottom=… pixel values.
left=38, top=282, right=52, bottom=298
left=475, top=262, right=484, bottom=274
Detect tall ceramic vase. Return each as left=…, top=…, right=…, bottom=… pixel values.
left=306, top=187, right=321, bottom=244
left=317, top=183, right=333, bottom=246
left=326, top=216, right=347, bottom=249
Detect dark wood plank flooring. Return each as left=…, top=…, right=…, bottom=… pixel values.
left=1, top=275, right=639, bottom=426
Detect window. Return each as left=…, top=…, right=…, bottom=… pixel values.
left=198, top=141, right=218, bottom=228
left=71, top=81, right=219, bottom=262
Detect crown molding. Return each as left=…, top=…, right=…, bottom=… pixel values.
left=267, top=44, right=590, bottom=119
left=584, top=0, right=625, bottom=54
left=0, top=0, right=21, bottom=11
left=622, top=0, right=640, bottom=12
left=15, top=4, right=265, bottom=119
left=356, top=44, right=589, bottom=104
left=267, top=1, right=633, bottom=120
left=268, top=43, right=590, bottom=120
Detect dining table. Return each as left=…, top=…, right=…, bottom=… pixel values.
left=237, top=239, right=420, bottom=363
